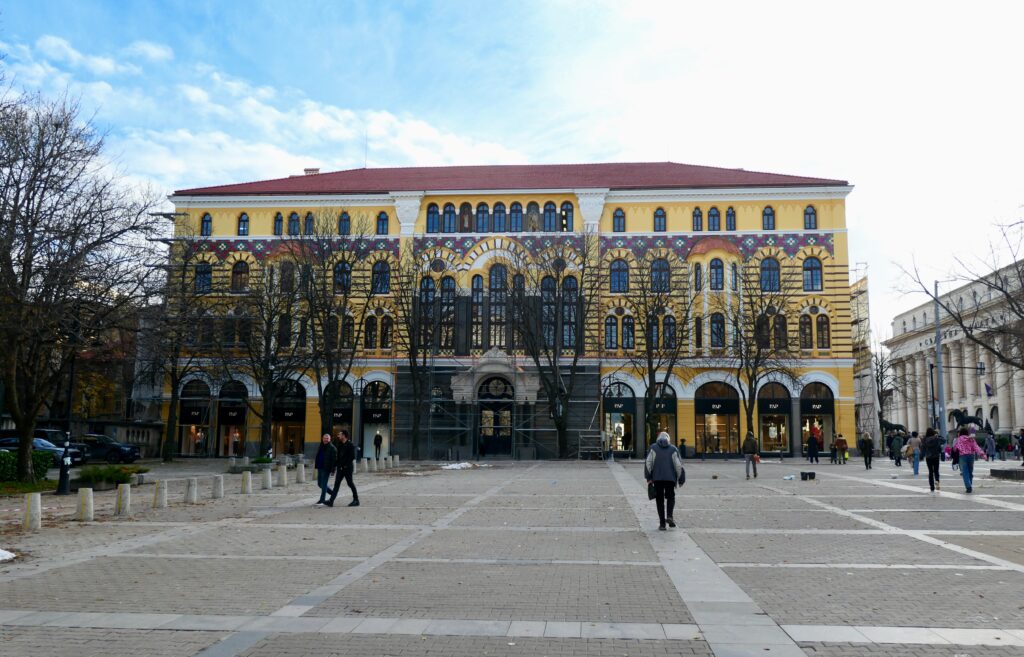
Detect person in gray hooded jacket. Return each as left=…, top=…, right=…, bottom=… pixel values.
left=645, top=431, right=685, bottom=530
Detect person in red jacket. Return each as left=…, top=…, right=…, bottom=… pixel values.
left=952, top=427, right=987, bottom=493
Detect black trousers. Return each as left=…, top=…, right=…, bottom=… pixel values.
left=893, top=452, right=902, bottom=466
left=375, top=445, right=381, bottom=460
left=653, top=481, right=675, bottom=524
left=926, top=456, right=941, bottom=490
left=329, top=466, right=357, bottom=504
left=863, top=451, right=872, bottom=469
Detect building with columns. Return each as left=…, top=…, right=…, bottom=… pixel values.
left=884, top=269, right=1024, bottom=437
left=158, top=162, right=857, bottom=460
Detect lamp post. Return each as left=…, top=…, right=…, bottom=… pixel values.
left=933, top=280, right=948, bottom=441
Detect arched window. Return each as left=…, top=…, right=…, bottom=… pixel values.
left=333, top=262, right=351, bottom=294
left=543, top=201, right=557, bottom=231
left=610, top=259, right=629, bottom=293
left=710, top=313, right=725, bottom=348
left=419, top=276, right=435, bottom=348
left=278, top=314, right=292, bottom=348
left=803, top=257, right=823, bottom=291
left=560, top=201, right=574, bottom=232
left=755, top=315, right=770, bottom=348
left=471, top=275, right=484, bottom=348
left=489, top=265, right=507, bottom=348
left=693, top=263, right=703, bottom=291
left=426, top=204, right=439, bottom=233
left=288, top=212, right=300, bottom=235
left=621, top=315, right=635, bottom=349
left=341, top=316, right=354, bottom=348
left=799, top=315, right=813, bottom=349
left=304, top=212, right=314, bottom=235
left=442, top=203, right=457, bottom=233
left=613, top=208, right=625, bottom=232
left=773, top=316, right=788, bottom=350
left=605, top=316, right=618, bottom=349
left=440, top=276, right=456, bottom=349
left=200, top=213, right=212, bottom=236
left=371, top=261, right=390, bottom=294
left=376, top=211, right=389, bottom=235
left=654, top=207, right=666, bottom=232
left=708, top=207, right=720, bottom=231
left=338, top=212, right=350, bottom=235
left=493, top=203, right=506, bottom=232
left=380, top=316, right=393, bottom=349
left=326, top=315, right=339, bottom=350
left=816, top=315, right=831, bottom=349
left=663, top=315, right=676, bottom=349
left=651, top=258, right=670, bottom=293
left=273, top=213, right=283, bottom=236
left=237, top=213, right=249, bottom=236
left=804, top=205, right=817, bottom=230
left=541, top=276, right=556, bottom=347
left=510, top=202, right=523, bottom=232
left=194, top=264, right=212, bottom=294
left=511, top=274, right=525, bottom=349
left=279, top=261, right=295, bottom=293
left=230, top=261, right=249, bottom=292
left=476, top=203, right=489, bottom=232
left=709, top=258, right=724, bottom=290
left=731, top=262, right=738, bottom=291
left=692, top=208, right=703, bottom=231
left=364, top=317, right=377, bottom=349
left=726, top=207, right=736, bottom=231
left=760, top=258, right=780, bottom=292
left=762, top=206, right=775, bottom=230
left=562, top=276, right=578, bottom=348
left=647, top=313, right=659, bottom=349
left=694, top=316, right=703, bottom=349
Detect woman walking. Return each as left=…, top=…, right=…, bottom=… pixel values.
left=807, top=435, right=820, bottom=464
left=984, top=434, right=997, bottom=462
left=922, top=428, right=943, bottom=492
left=952, top=427, right=987, bottom=493
left=645, top=431, right=685, bottom=531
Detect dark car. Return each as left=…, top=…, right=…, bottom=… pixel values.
left=33, top=429, right=91, bottom=463
left=0, top=436, right=84, bottom=466
left=81, top=434, right=139, bottom=463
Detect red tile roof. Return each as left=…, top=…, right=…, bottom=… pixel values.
left=173, top=162, right=848, bottom=197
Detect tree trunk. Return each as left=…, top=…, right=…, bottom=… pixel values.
left=162, top=387, right=179, bottom=462
left=16, top=421, right=37, bottom=483
left=260, top=412, right=273, bottom=457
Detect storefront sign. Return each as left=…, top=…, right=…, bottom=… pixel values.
left=180, top=405, right=207, bottom=423
left=272, top=405, right=306, bottom=422
left=218, top=405, right=245, bottom=425
left=695, top=398, right=739, bottom=414
left=800, top=398, right=834, bottom=414
left=651, top=398, right=676, bottom=413
left=331, top=406, right=353, bottom=422
left=363, top=408, right=389, bottom=423
left=603, top=397, right=636, bottom=413
left=758, top=398, right=792, bottom=414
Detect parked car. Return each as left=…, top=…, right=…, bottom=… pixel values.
left=80, top=434, right=140, bottom=464
left=0, top=436, right=84, bottom=466
left=34, top=429, right=91, bottom=463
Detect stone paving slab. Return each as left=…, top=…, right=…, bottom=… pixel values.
left=679, top=509, right=871, bottom=530
left=725, top=565, right=1024, bottom=628
left=2, top=522, right=165, bottom=558
left=478, top=494, right=633, bottom=509
left=365, top=494, right=472, bottom=507
left=500, top=480, right=616, bottom=495
left=236, top=633, right=715, bottom=656
left=451, top=507, right=637, bottom=528
left=305, top=561, right=692, bottom=623
left=689, top=531, right=990, bottom=565
left=401, top=527, right=658, bottom=561
left=799, top=642, right=1024, bottom=656
left=935, top=534, right=1024, bottom=566
left=861, top=510, right=1024, bottom=531
left=817, top=495, right=989, bottom=510
left=0, top=626, right=227, bottom=657
left=126, top=525, right=415, bottom=558
left=251, top=504, right=451, bottom=526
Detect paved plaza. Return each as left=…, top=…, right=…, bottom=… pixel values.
left=1, top=455, right=1023, bottom=657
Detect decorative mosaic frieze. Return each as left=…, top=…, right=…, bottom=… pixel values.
left=600, top=233, right=834, bottom=259
left=191, top=237, right=400, bottom=261
left=414, top=234, right=584, bottom=257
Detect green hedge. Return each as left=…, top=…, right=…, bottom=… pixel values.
left=76, top=465, right=134, bottom=485
left=0, top=450, right=53, bottom=481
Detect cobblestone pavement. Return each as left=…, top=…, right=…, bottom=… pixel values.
left=0, top=456, right=1021, bottom=657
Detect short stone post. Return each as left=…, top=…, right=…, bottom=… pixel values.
left=153, top=480, right=168, bottom=509
left=382, top=456, right=389, bottom=470
left=393, top=455, right=400, bottom=468
left=212, top=475, right=224, bottom=499
left=241, top=456, right=251, bottom=467
left=76, top=488, right=94, bottom=522
left=115, top=483, right=131, bottom=516
left=241, top=471, right=253, bottom=494
left=361, top=458, right=369, bottom=473
left=277, top=464, right=288, bottom=487
left=262, top=467, right=273, bottom=490
left=296, top=463, right=306, bottom=484
left=184, top=477, right=199, bottom=504
left=23, top=492, right=41, bottom=530
left=370, top=457, right=378, bottom=473
left=228, top=457, right=237, bottom=470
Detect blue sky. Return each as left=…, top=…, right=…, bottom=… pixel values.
left=3, top=1, right=1024, bottom=333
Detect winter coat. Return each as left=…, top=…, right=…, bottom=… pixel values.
left=922, top=435, right=943, bottom=459
left=315, top=442, right=338, bottom=472
left=645, top=436, right=684, bottom=483
left=336, top=440, right=356, bottom=471
left=742, top=436, right=759, bottom=455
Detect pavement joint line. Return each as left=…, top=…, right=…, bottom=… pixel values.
left=390, top=557, right=663, bottom=566
left=718, top=562, right=1012, bottom=570
left=608, top=461, right=807, bottom=657
left=117, top=553, right=369, bottom=562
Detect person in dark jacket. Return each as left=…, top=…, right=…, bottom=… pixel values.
left=806, top=435, right=819, bottom=463
left=328, top=429, right=359, bottom=507
left=645, top=432, right=684, bottom=530
left=858, top=432, right=874, bottom=470
left=742, top=431, right=759, bottom=479
left=314, top=433, right=338, bottom=506
left=921, top=428, right=943, bottom=492
left=891, top=433, right=904, bottom=467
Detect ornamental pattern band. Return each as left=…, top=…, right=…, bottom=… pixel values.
left=190, top=237, right=401, bottom=261
left=414, top=234, right=584, bottom=257
left=601, top=232, right=834, bottom=259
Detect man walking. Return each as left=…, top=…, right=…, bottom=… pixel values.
left=891, top=432, right=904, bottom=467
left=328, top=429, right=359, bottom=507
left=314, top=433, right=337, bottom=506
left=858, top=432, right=874, bottom=470
left=922, top=428, right=943, bottom=492
left=644, top=432, right=684, bottom=530
left=742, top=431, right=759, bottom=479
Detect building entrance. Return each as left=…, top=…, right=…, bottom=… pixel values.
left=602, top=382, right=635, bottom=453
left=478, top=377, right=513, bottom=457
left=695, top=382, right=740, bottom=456
left=800, top=382, right=834, bottom=456
left=757, top=382, right=791, bottom=454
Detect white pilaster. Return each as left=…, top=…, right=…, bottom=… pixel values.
left=391, top=191, right=425, bottom=238
left=574, top=189, right=609, bottom=233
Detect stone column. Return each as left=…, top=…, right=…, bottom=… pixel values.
left=152, top=480, right=168, bottom=509
left=915, top=355, right=929, bottom=432
left=1012, top=369, right=1024, bottom=433
left=964, top=341, right=979, bottom=400
left=981, top=350, right=993, bottom=424
left=949, top=341, right=964, bottom=404
left=942, top=345, right=953, bottom=411
left=184, top=477, right=199, bottom=504
left=995, top=348, right=1012, bottom=433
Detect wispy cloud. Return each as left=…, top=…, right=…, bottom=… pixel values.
left=35, top=35, right=139, bottom=76
left=123, top=40, right=173, bottom=62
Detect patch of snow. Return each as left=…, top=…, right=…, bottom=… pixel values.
left=402, top=472, right=426, bottom=476
left=0, top=549, right=15, bottom=562
left=441, top=462, right=475, bottom=470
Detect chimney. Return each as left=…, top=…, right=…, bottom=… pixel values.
left=304, top=167, right=320, bottom=176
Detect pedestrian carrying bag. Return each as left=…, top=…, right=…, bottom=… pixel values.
left=647, top=482, right=656, bottom=500
left=677, top=465, right=686, bottom=486
left=753, top=454, right=761, bottom=464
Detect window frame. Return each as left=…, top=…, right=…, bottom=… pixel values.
left=804, top=205, right=817, bottom=230
left=376, top=211, right=389, bottom=236
left=803, top=257, right=823, bottom=291
left=613, top=208, right=625, bottom=232
left=726, top=207, right=736, bottom=231
left=654, top=207, right=667, bottom=232
left=426, top=204, right=439, bottom=233
left=709, top=258, right=724, bottom=290
left=760, top=258, right=780, bottom=292
left=708, top=207, right=720, bottom=231
left=692, top=208, right=702, bottom=232
left=610, top=259, right=630, bottom=293
left=200, top=213, right=212, bottom=236
left=237, top=213, right=249, bottom=236
left=762, top=206, right=775, bottom=230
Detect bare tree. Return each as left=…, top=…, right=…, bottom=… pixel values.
left=0, top=93, right=156, bottom=481
left=870, top=341, right=912, bottom=433
left=510, top=231, right=603, bottom=457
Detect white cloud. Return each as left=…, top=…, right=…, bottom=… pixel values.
left=123, top=40, right=173, bottom=62
left=35, top=35, right=139, bottom=76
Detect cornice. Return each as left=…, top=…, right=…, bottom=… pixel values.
left=605, top=185, right=854, bottom=203
left=169, top=193, right=395, bottom=208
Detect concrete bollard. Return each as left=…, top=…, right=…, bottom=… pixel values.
left=296, top=463, right=306, bottom=484
left=382, top=456, right=389, bottom=470
left=212, top=475, right=224, bottom=499
left=360, top=458, right=368, bottom=473
left=241, top=471, right=253, bottom=494
left=76, top=488, right=94, bottom=522
left=277, top=464, right=288, bottom=487
left=370, top=457, right=378, bottom=473
left=184, top=477, right=199, bottom=504
left=241, top=456, right=251, bottom=467
left=23, top=492, right=42, bottom=530
left=115, top=483, right=131, bottom=516
left=153, top=480, right=168, bottom=509
left=228, top=457, right=237, bottom=470
left=262, top=467, right=273, bottom=490
left=393, top=455, right=400, bottom=468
